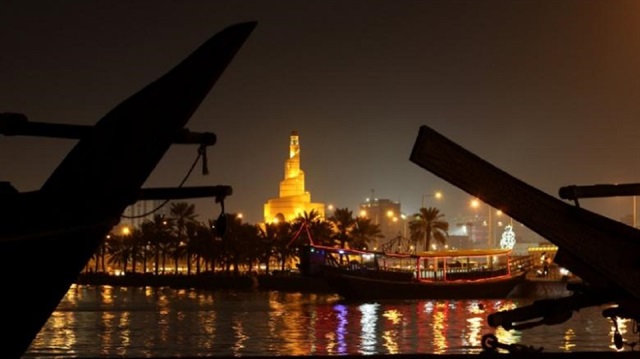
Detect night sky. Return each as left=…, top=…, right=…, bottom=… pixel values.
left=1, top=0, right=638, bottom=225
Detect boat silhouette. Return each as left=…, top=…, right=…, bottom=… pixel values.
left=300, top=243, right=529, bottom=301
left=0, top=22, right=256, bottom=358
left=410, top=125, right=640, bottom=351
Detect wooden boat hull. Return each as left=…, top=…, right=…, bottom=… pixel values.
left=321, top=267, right=526, bottom=301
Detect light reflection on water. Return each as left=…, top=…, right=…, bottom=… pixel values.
left=360, top=303, right=378, bottom=355
left=25, top=284, right=626, bottom=357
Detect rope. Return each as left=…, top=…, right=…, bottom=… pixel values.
left=287, top=220, right=317, bottom=247
left=287, top=222, right=306, bottom=247
left=121, top=145, right=206, bottom=219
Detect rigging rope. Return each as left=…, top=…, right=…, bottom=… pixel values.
left=287, top=221, right=315, bottom=247
left=121, top=144, right=207, bottom=220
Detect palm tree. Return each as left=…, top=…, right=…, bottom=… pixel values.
left=87, top=235, right=109, bottom=273
left=142, top=214, right=174, bottom=275
left=129, top=227, right=143, bottom=274
left=218, top=213, right=246, bottom=275
left=169, top=202, right=198, bottom=274
left=203, top=218, right=222, bottom=272
left=239, top=223, right=261, bottom=273
left=258, top=223, right=279, bottom=273
left=184, top=221, right=200, bottom=275
left=328, top=207, right=356, bottom=248
left=351, top=216, right=383, bottom=250
left=409, top=207, right=449, bottom=252
left=107, top=233, right=133, bottom=273
left=99, top=235, right=109, bottom=272
left=139, top=222, right=156, bottom=274
left=292, top=209, right=333, bottom=246
left=186, top=221, right=213, bottom=275
left=270, top=220, right=295, bottom=271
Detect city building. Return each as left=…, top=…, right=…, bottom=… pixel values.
left=264, top=131, right=324, bottom=223
left=359, top=197, right=404, bottom=249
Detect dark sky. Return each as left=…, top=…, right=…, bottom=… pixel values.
left=1, top=0, right=639, bottom=225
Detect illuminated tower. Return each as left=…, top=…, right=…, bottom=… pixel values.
left=264, top=131, right=325, bottom=223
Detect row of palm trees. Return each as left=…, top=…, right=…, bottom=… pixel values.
left=88, top=203, right=449, bottom=276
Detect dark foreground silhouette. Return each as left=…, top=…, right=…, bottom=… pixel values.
left=410, top=125, right=640, bottom=350
left=0, top=22, right=256, bottom=358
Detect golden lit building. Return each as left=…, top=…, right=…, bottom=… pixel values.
left=264, top=131, right=325, bottom=223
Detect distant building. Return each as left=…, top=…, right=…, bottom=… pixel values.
left=264, top=131, right=324, bottom=223
left=359, top=198, right=404, bottom=249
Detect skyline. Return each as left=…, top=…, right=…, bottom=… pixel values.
left=1, top=0, right=638, bottom=224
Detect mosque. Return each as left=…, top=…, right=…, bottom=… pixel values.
left=263, top=131, right=325, bottom=223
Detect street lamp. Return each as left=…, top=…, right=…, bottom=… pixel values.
left=422, top=191, right=443, bottom=209
left=470, top=198, right=497, bottom=248
left=495, top=209, right=514, bottom=227
left=121, top=226, right=131, bottom=236
left=401, top=213, right=408, bottom=238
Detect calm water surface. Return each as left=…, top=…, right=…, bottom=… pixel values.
left=25, top=285, right=630, bottom=357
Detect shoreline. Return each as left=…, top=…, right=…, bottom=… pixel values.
left=74, top=272, right=334, bottom=293
left=74, top=272, right=573, bottom=299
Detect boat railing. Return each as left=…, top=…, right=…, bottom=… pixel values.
left=307, top=244, right=524, bottom=283
left=417, top=266, right=510, bottom=282
left=509, top=254, right=535, bottom=274
left=377, top=265, right=414, bottom=274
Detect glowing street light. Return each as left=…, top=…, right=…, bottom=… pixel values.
left=422, top=191, right=443, bottom=209
left=495, top=209, right=514, bottom=227
left=400, top=213, right=408, bottom=238
left=470, top=198, right=480, bottom=209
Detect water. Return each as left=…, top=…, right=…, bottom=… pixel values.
left=25, top=285, right=631, bottom=357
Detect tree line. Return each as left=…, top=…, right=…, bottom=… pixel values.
left=89, top=203, right=449, bottom=276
